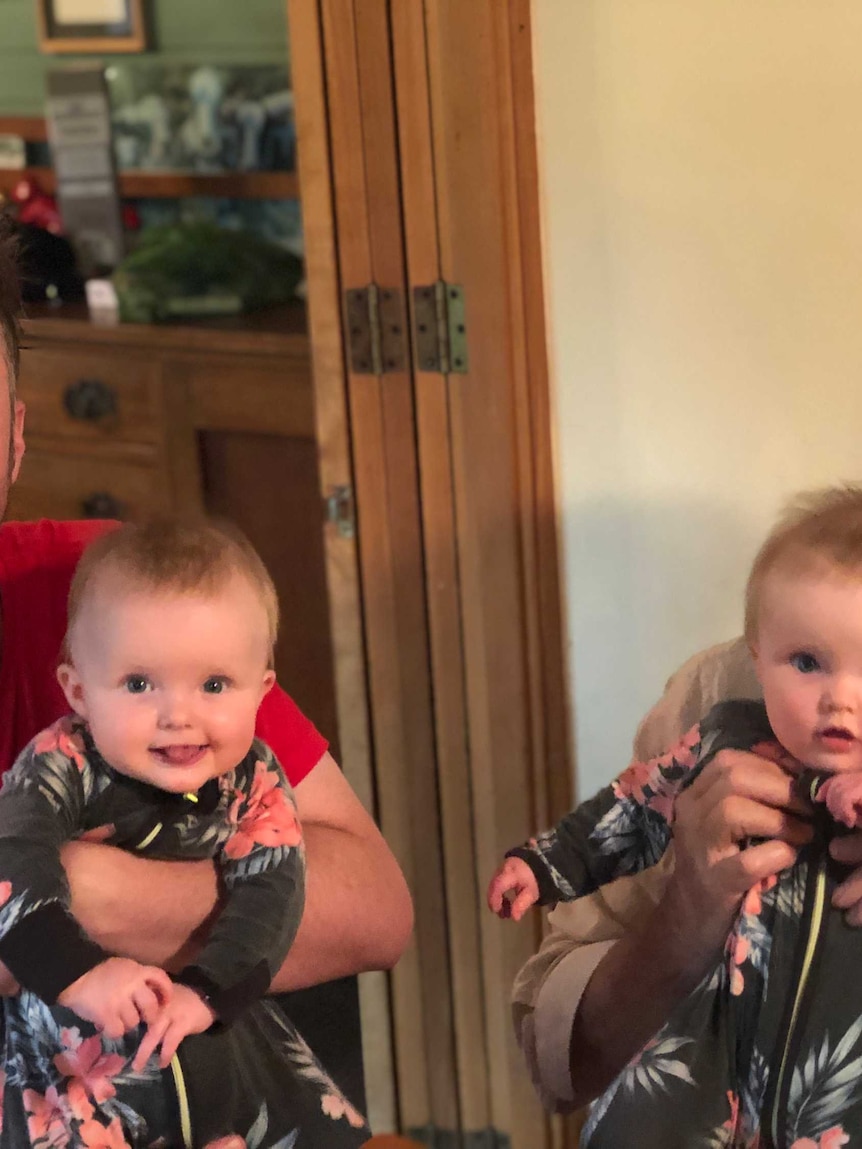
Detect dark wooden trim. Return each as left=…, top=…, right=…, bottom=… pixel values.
left=0, top=166, right=298, bottom=201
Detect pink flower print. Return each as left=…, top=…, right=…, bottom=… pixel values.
left=225, top=761, right=302, bottom=860
left=654, top=722, right=702, bottom=773
left=613, top=759, right=653, bottom=804
left=77, top=1116, right=129, bottom=1148
left=612, top=760, right=676, bottom=821
left=23, top=1086, right=70, bottom=1149
left=0, top=881, right=11, bottom=908
left=727, top=925, right=751, bottom=997
left=53, top=1034, right=125, bottom=1104
left=64, top=1079, right=95, bottom=1123
left=722, top=1090, right=741, bottom=1135
left=34, top=717, right=87, bottom=771
left=320, top=1092, right=367, bottom=1129
left=791, top=1130, right=849, bottom=1149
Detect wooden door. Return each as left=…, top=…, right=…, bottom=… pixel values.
left=388, top=4, right=573, bottom=1145
left=289, top=1, right=574, bottom=1144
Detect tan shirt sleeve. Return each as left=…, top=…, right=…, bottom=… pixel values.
left=511, top=636, right=761, bottom=1109
left=512, top=851, right=675, bottom=1110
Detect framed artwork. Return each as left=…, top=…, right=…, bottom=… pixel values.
left=37, top=0, right=146, bottom=54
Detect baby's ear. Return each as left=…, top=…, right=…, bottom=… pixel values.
left=260, top=669, right=276, bottom=700
left=57, top=663, right=87, bottom=718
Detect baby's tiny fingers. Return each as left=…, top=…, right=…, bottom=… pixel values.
left=509, top=887, right=537, bottom=922
left=158, top=1020, right=186, bottom=1068
left=134, top=1016, right=169, bottom=1073
left=144, top=968, right=173, bottom=1005
left=132, top=985, right=162, bottom=1026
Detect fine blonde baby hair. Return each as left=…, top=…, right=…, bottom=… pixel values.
left=744, top=484, right=862, bottom=643
left=65, top=516, right=279, bottom=659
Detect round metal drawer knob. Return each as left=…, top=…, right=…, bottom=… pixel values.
left=81, top=492, right=124, bottom=520
left=63, top=378, right=118, bottom=422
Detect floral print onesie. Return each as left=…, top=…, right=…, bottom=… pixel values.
left=510, top=699, right=862, bottom=1148
left=0, top=716, right=369, bottom=1149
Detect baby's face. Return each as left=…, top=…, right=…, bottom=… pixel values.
left=58, top=574, right=275, bottom=794
left=752, top=569, right=862, bottom=774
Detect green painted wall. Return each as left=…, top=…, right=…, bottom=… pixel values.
left=0, top=0, right=290, bottom=114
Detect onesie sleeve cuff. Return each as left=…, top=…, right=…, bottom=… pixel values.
left=176, top=960, right=271, bottom=1027
left=0, top=902, right=109, bottom=1004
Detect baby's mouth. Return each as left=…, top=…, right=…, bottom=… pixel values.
left=815, top=726, right=856, bottom=747
left=150, top=744, right=208, bottom=766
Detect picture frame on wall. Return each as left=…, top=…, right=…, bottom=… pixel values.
left=37, top=0, right=146, bottom=54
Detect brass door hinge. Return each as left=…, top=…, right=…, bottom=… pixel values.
left=344, top=285, right=407, bottom=375
left=412, top=281, right=468, bottom=374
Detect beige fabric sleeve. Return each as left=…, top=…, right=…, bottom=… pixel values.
left=511, top=636, right=761, bottom=1109
left=512, top=851, right=675, bottom=1110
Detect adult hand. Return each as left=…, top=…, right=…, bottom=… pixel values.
left=567, top=744, right=814, bottom=1108
left=665, top=745, right=813, bottom=957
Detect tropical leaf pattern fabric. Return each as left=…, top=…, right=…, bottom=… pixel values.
left=516, top=700, right=862, bottom=1148
left=0, top=717, right=369, bottom=1148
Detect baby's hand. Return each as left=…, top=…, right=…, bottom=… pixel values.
left=486, top=857, right=540, bottom=921
left=57, top=956, right=172, bottom=1039
left=132, top=982, right=216, bottom=1072
left=817, top=773, right=862, bottom=828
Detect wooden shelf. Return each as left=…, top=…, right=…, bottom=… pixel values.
left=0, top=116, right=48, bottom=141
left=0, top=166, right=298, bottom=200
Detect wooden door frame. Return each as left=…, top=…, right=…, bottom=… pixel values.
left=286, top=0, right=574, bottom=1141
left=286, top=0, right=400, bottom=1133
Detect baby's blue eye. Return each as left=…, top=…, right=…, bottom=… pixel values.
left=790, top=652, right=820, bottom=674
left=203, top=677, right=227, bottom=695
left=124, top=675, right=151, bottom=694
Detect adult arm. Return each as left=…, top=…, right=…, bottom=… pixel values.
left=516, top=749, right=812, bottom=1111
left=61, top=752, right=413, bottom=991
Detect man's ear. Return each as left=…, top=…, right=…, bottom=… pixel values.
left=57, top=662, right=88, bottom=719
left=9, top=400, right=24, bottom=486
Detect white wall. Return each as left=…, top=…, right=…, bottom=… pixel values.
left=532, top=1, right=862, bottom=795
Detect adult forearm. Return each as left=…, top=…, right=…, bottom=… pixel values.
left=63, top=841, right=220, bottom=969
left=62, top=823, right=413, bottom=991
left=269, top=822, right=413, bottom=992
left=569, top=888, right=728, bottom=1107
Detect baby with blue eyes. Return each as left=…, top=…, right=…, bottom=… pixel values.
left=488, top=485, right=862, bottom=922
left=0, top=517, right=306, bottom=1145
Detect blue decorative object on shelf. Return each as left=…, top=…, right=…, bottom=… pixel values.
left=105, top=62, right=296, bottom=175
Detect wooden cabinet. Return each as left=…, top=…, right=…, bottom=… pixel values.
left=12, top=304, right=339, bottom=753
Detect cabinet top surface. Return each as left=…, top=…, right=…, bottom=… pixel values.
left=21, top=301, right=309, bottom=359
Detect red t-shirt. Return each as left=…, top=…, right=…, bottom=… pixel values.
left=0, top=519, right=327, bottom=783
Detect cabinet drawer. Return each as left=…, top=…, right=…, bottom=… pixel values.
left=18, top=348, right=163, bottom=445
left=6, top=447, right=171, bottom=523
left=184, top=360, right=315, bottom=437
